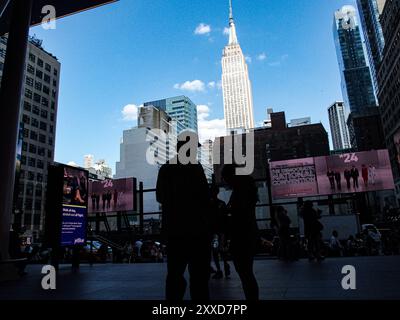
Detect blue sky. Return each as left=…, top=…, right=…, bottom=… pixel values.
left=30, top=0, right=357, bottom=172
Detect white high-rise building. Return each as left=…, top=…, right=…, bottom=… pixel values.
left=221, top=0, right=254, bottom=133
left=328, top=101, right=351, bottom=151
left=84, top=154, right=94, bottom=169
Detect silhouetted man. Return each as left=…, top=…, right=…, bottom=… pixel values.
left=221, top=164, right=260, bottom=301
left=156, top=132, right=211, bottom=301
left=327, top=169, right=335, bottom=190
left=334, top=171, right=342, bottom=191
left=351, top=166, right=359, bottom=189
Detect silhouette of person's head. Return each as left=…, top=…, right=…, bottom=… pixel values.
left=221, top=164, right=237, bottom=187
left=304, top=201, right=313, bottom=210
left=333, top=230, right=339, bottom=237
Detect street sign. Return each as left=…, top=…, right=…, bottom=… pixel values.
left=0, top=0, right=118, bottom=35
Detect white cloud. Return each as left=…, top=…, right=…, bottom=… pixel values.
left=197, top=104, right=226, bottom=142
left=245, top=55, right=252, bottom=63
left=122, top=104, right=140, bottom=121
left=174, top=80, right=206, bottom=92
left=257, top=53, right=267, bottom=61
left=223, top=27, right=230, bottom=35
left=197, top=104, right=210, bottom=121
left=194, top=23, right=211, bottom=35
left=207, top=81, right=216, bottom=89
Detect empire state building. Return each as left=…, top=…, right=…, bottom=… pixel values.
left=222, top=0, right=255, bottom=132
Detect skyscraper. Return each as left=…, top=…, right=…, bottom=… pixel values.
left=377, top=0, right=400, bottom=202
left=144, top=95, right=198, bottom=134
left=328, top=101, right=351, bottom=151
left=356, top=0, right=386, bottom=94
left=221, top=0, right=254, bottom=132
left=333, top=5, right=377, bottom=114
left=0, top=35, right=60, bottom=240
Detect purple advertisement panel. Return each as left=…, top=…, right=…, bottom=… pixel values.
left=314, top=150, right=395, bottom=195
left=270, top=150, right=395, bottom=200
left=88, top=178, right=135, bottom=213
left=61, top=167, right=88, bottom=246
left=270, top=158, right=318, bottom=199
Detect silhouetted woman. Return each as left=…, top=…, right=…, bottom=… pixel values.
left=221, top=164, right=259, bottom=301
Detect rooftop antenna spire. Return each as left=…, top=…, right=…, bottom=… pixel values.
left=229, top=0, right=234, bottom=25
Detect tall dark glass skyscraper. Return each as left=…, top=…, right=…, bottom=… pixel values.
left=333, top=5, right=377, bottom=114
left=356, top=0, right=386, bottom=95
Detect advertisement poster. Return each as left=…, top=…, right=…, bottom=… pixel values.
left=61, top=166, right=88, bottom=246
left=88, top=178, right=135, bottom=213
left=270, top=158, right=318, bottom=199
left=270, top=150, right=395, bottom=200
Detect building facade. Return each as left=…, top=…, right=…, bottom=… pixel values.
left=221, top=0, right=254, bottom=132
left=333, top=5, right=377, bottom=114
left=328, top=101, right=351, bottom=150
left=144, top=95, right=198, bottom=134
left=356, top=0, right=386, bottom=94
left=0, top=35, right=60, bottom=239
left=214, top=111, right=330, bottom=182
left=377, top=0, right=400, bottom=202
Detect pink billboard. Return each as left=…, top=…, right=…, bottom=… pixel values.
left=88, top=178, right=136, bottom=213
left=270, top=150, right=395, bottom=200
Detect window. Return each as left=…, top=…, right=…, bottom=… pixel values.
left=45, top=63, right=51, bottom=72
left=44, top=74, right=50, bottom=83
left=51, top=101, right=55, bottom=110
left=30, top=131, right=38, bottom=141
left=27, top=64, right=34, bottom=74
left=29, top=144, right=37, bottom=154
left=38, top=147, right=45, bottom=156
left=43, top=85, right=50, bottom=95
left=48, top=150, right=52, bottom=159
left=51, top=90, right=56, bottom=98
left=23, top=101, right=32, bottom=112
left=22, top=142, right=28, bottom=152
left=28, top=157, right=36, bottom=167
left=37, top=58, right=43, bottom=67
left=26, top=77, right=34, bottom=87
left=48, top=137, right=53, bottom=146
left=25, top=89, right=32, bottom=99
left=22, top=115, right=30, bottom=125
left=40, top=122, right=47, bottom=131
left=34, top=200, right=42, bottom=211
left=31, top=118, right=39, bottom=128
left=23, top=128, right=29, bottom=138
left=35, top=69, right=43, bottom=79
left=32, top=105, right=40, bottom=115
left=29, top=53, right=36, bottom=63
left=39, top=134, right=46, bottom=144
left=33, top=214, right=41, bottom=226
left=37, top=173, right=43, bottom=182
left=41, top=97, right=49, bottom=108
left=37, top=160, right=44, bottom=169
left=53, top=79, right=57, bottom=87
left=21, top=156, right=26, bottom=165
left=40, top=110, right=48, bottom=119
left=49, top=125, right=54, bottom=134
left=54, top=68, right=58, bottom=76
left=50, top=113, right=55, bottom=121
left=34, top=93, right=41, bottom=103
left=27, top=171, right=35, bottom=181
left=35, top=82, right=42, bottom=91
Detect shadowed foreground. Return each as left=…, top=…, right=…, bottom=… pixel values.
left=1, top=256, right=399, bottom=300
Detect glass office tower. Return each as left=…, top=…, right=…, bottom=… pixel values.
left=333, top=5, right=377, bottom=114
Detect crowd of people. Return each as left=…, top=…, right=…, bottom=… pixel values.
left=326, top=164, right=377, bottom=192
left=90, top=189, right=119, bottom=212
